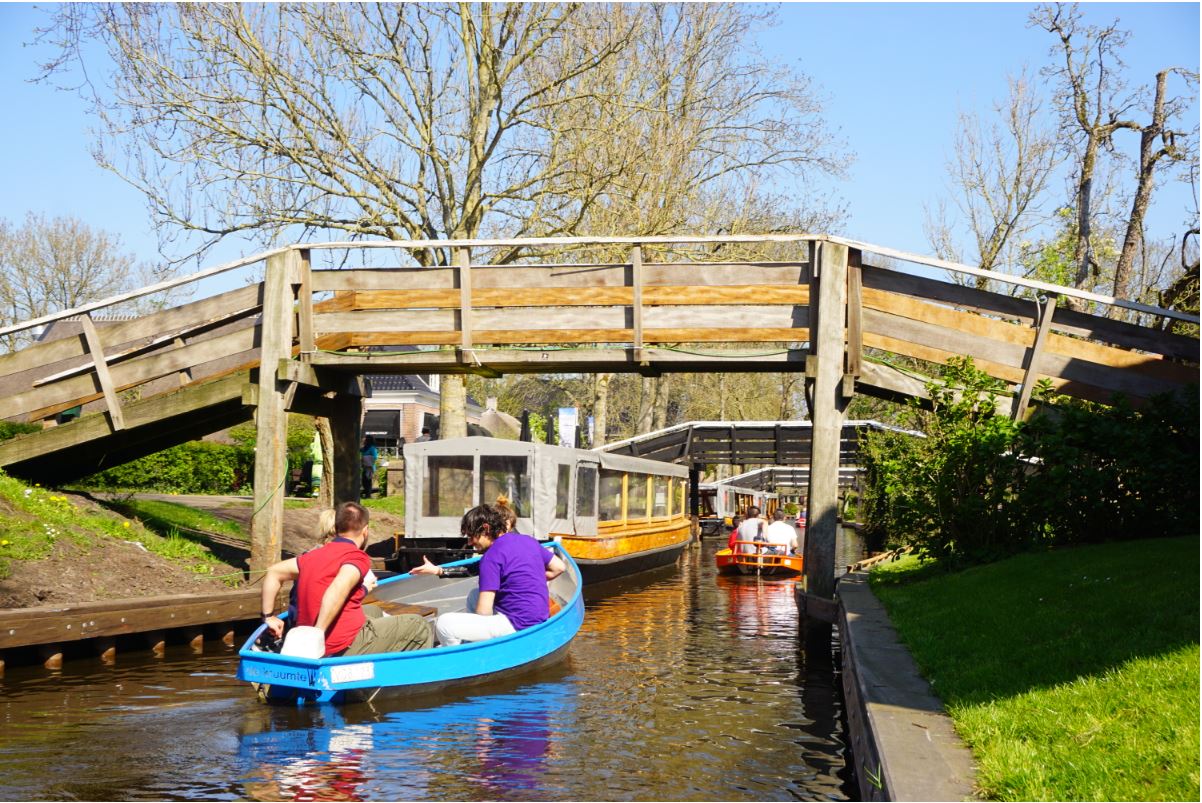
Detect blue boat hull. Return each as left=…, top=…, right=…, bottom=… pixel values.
left=237, top=544, right=585, bottom=705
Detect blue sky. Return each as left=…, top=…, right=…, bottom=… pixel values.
left=0, top=2, right=1197, bottom=280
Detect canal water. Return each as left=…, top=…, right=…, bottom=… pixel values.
left=0, top=531, right=865, bottom=801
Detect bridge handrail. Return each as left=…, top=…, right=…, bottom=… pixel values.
left=0, top=233, right=1195, bottom=339
left=0, top=248, right=285, bottom=339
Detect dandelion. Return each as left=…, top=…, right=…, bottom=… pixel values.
left=23, top=489, right=32, bottom=497
left=0, top=539, right=9, bottom=546
left=123, top=522, right=131, bottom=529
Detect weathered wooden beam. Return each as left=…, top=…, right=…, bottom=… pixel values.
left=297, top=248, right=315, bottom=354
left=250, top=250, right=297, bottom=573
left=329, top=390, right=364, bottom=506
left=310, top=262, right=809, bottom=293
left=804, top=241, right=848, bottom=604
left=1013, top=296, right=1057, bottom=420
left=0, top=589, right=264, bottom=649
left=456, top=246, right=472, bottom=352
left=0, top=283, right=263, bottom=380
left=0, top=372, right=250, bottom=467
left=0, top=324, right=260, bottom=422
left=79, top=313, right=125, bottom=432
left=331, top=284, right=811, bottom=310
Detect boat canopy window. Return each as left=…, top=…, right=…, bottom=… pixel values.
left=627, top=473, right=649, bottom=520
left=480, top=455, right=531, bottom=517
left=652, top=475, right=669, bottom=517
left=575, top=464, right=597, bottom=518
left=599, top=469, right=623, bottom=521
left=555, top=464, right=570, bottom=519
left=425, top=455, right=474, bottom=517
left=700, top=489, right=716, bottom=517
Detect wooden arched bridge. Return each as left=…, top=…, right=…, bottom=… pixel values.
left=0, top=234, right=1196, bottom=599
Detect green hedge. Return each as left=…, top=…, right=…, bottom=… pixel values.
left=860, top=357, right=1199, bottom=566
left=0, top=421, right=41, bottom=442
left=80, top=441, right=255, bottom=494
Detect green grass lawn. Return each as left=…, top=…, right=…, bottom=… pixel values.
left=0, top=475, right=239, bottom=584
left=870, top=537, right=1199, bottom=801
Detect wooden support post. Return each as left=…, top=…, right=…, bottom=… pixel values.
left=221, top=629, right=237, bottom=647
left=1012, top=296, right=1057, bottom=421
left=630, top=245, right=645, bottom=363
left=456, top=246, right=472, bottom=353
left=41, top=645, right=63, bottom=671
left=96, top=637, right=117, bottom=664
left=147, top=631, right=167, bottom=656
left=297, top=248, right=315, bottom=355
left=803, top=241, right=849, bottom=605
left=79, top=313, right=125, bottom=431
left=185, top=627, right=204, bottom=653
left=250, top=250, right=299, bottom=574
left=329, top=387, right=363, bottom=506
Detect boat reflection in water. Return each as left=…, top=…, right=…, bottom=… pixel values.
left=238, top=677, right=574, bottom=801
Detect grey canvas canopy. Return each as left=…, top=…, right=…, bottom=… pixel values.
left=404, top=436, right=687, bottom=540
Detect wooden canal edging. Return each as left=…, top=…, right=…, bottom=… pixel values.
left=0, top=587, right=278, bottom=673
left=832, top=571, right=977, bottom=801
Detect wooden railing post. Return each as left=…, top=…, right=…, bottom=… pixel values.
left=250, top=249, right=298, bottom=574
left=456, top=246, right=472, bottom=353
left=803, top=240, right=849, bottom=605
left=1012, top=295, right=1057, bottom=420
left=297, top=248, right=315, bottom=356
left=630, top=245, right=644, bottom=363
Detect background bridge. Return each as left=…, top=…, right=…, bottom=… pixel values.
left=0, top=234, right=1195, bottom=598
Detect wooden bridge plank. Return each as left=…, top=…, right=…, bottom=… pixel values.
left=861, top=262, right=1199, bottom=362
left=0, top=284, right=263, bottom=381
left=0, top=326, right=260, bottom=422
left=336, top=284, right=811, bottom=310
left=0, top=373, right=249, bottom=466
left=310, top=262, right=808, bottom=292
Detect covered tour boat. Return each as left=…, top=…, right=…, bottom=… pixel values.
left=399, top=436, right=692, bottom=583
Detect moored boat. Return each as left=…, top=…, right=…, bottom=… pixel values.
left=716, top=541, right=803, bottom=577
left=236, top=542, right=584, bottom=705
left=399, top=436, right=692, bottom=584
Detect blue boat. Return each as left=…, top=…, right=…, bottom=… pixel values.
left=237, top=542, right=584, bottom=705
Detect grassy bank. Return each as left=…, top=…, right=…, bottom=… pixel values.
left=870, top=536, right=1199, bottom=801
left=0, top=475, right=236, bottom=584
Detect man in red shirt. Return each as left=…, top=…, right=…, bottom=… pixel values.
left=260, top=501, right=432, bottom=656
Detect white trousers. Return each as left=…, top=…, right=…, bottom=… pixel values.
left=435, top=589, right=516, bottom=646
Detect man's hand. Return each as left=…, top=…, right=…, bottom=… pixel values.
left=408, top=556, right=442, bottom=576
left=263, top=614, right=285, bottom=640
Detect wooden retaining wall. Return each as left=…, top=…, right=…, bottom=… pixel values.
left=835, top=571, right=977, bottom=801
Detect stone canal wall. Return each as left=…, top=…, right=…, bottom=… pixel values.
left=836, top=571, right=977, bottom=801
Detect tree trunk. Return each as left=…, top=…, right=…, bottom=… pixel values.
left=635, top=376, right=654, bottom=433
left=440, top=375, right=468, bottom=439
left=317, top=416, right=334, bottom=508
left=593, top=373, right=610, bottom=447
left=1112, top=71, right=1171, bottom=317
left=651, top=374, right=672, bottom=430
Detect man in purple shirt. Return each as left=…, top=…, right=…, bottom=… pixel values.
left=411, top=504, right=567, bottom=645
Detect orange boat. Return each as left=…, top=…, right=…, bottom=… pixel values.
left=716, top=540, right=803, bottom=577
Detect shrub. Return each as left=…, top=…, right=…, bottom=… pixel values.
left=861, top=355, right=1199, bottom=567
left=0, top=421, right=41, bottom=442
left=79, top=441, right=254, bottom=493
